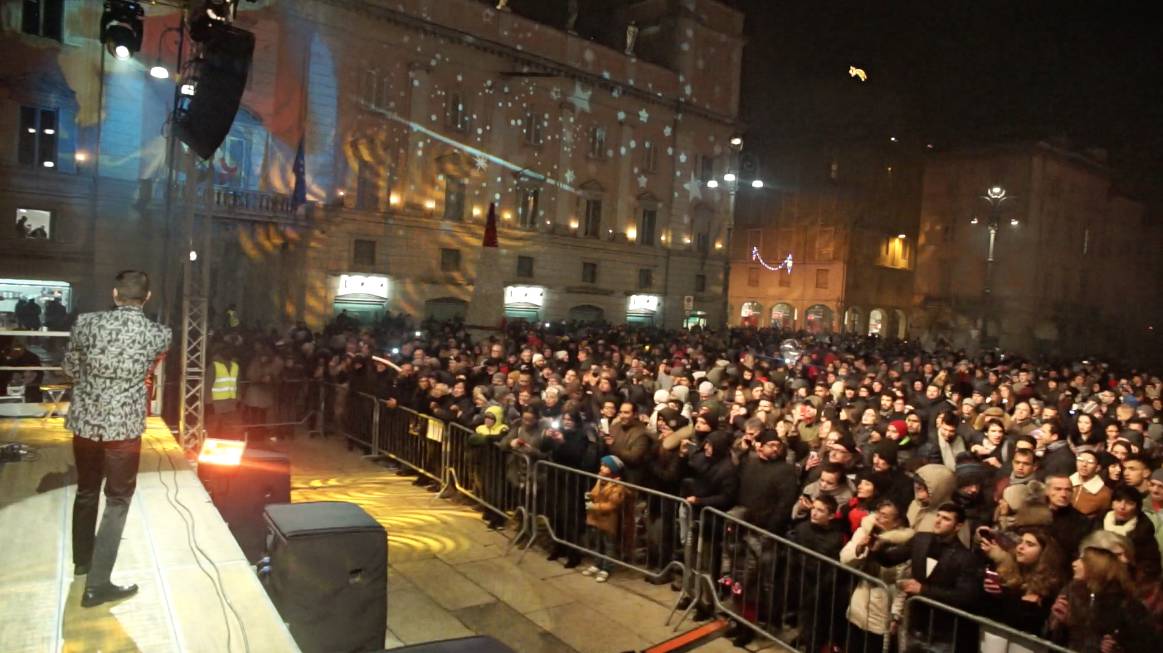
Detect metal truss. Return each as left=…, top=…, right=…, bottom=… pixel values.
left=179, top=150, right=210, bottom=451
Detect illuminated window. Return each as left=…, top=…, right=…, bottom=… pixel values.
left=517, top=256, right=534, bottom=279
left=353, top=239, right=376, bottom=266
left=638, top=268, right=653, bottom=289
left=582, top=262, right=598, bottom=284
left=588, top=125, right=606, bottom=159
left=815, top=269, right=829, bottom=289
left=22, top=0, right=63, bottom=40
left=18, top=106, right=57, bottom=169
left=877, top=235, right=912, bottom=269
left=15, top=208, right=51, bottom=240
left=443, top=177, right=465, bottom=221
left=747, top=267, right=759, bottom=287
left=440, top=248, right=461, bottom=272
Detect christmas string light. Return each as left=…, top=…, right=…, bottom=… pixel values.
left=752, top=246, right=793, bottom=273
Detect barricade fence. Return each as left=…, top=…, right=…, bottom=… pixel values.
left=443, top=421, right=532, bottom=536
left=902, top=594, right=1073, bottom=653
left=687, top=506, right=894, bottom=652
left=314, top=383, right=1072, bottom=648
left=525, top=460, right=693, bottom=593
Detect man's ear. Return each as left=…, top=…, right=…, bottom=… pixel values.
left=113, top=288, right=119, bottom=302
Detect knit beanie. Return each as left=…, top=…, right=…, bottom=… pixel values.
left=888, top=419, right=909, bottom=439
left=600, top=455, right=624, bottom=477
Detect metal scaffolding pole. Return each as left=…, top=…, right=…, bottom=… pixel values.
left=178, top=147, right=210, bottom=451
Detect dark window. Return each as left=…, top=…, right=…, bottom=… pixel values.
left=18, top=106, right=58, bottom=169
left=518, top=188, right=539, bottom=229
left=355, top=161, right=378, bottom=210
left=523, top=110, right=543, bottom=146
left=696, top=232, right=709, bottom=254
left=698, top=155, right=714, bottom=183
left=588, top=126, right=606, bottom=159
left=638, top=208, right=656, bottom=246
left=353, top=239, right=376, bottom=266
left=695, top=274, right=706, bottom=293
left=582, top=262, right=598, bottom=284
left=23, top=0, right=63, bottom=40
left=446, top=92, right=468, bottom=132
left=638, top=268, right=653, bottom=289
left=747, top=267, right=759, bottom=287
left=815, top=269, right=829, bottom=289
left=778, top=271, right=791, bottom=287
left=642, top=141, right=657, bottom=173
left=440, top=248, right=461, bottom=272
left=583, top=198, right=602, bottom=237
left=517, top=255, right=534, bottom=278
left=443, top=177, right=465, bottom=220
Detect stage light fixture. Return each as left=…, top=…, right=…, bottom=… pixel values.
left=198, top=438, right=246, bottom=466
left=190, top=0, right=236, bottom=42
left=101, top=1, right=144, bottom=60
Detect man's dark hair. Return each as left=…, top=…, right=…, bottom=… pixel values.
left=939, top=412, right=959, bottom=429
left=1123, top=453, right=1151, bottom=469
left=1042, top=419, right=1062, bottom=440
left=813, top=494, right=839, bottom=513
left=115, top=270, right=150, bottom=303
left=1012, top=448, right=1036, bottom=463
left=936, top=501, right=966, bottom=523
left=820, top=462, right=844, bottom=478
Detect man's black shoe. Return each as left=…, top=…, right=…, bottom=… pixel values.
left=730, top=628, right=754, bottom=647
left=562, top=554, right=582, bottom=569
left=74, top=564, right=89, bottom=576
left=81, top=583, right=139, bottom=608
left=677, top=595, right=694, bottom=610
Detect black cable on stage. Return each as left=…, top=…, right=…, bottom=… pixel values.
left=150, top=437, right=251, bottom=653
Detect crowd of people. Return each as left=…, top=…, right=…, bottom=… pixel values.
left=207, top=313, right=1163, bottom=652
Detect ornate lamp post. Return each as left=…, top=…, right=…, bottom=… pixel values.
left=972, top=185, right=1019, bottom=345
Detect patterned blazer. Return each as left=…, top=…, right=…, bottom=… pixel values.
left=64, top=305, right=172, bottom=441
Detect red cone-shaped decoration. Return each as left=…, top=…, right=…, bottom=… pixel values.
left=483, top=202, right=499, bottom=248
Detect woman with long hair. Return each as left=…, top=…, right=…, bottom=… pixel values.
left=1046, top=540, right=1153, bottom=652
left=978, top=526, right=1066, bottom=642
left=1072, top=412, right=1101, bottom=447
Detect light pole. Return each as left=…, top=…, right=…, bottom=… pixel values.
left=973, top=185, right=1018, bottom=345
left=708, top=137, right=767, bottom=329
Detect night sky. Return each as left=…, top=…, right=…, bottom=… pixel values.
left=734, top=0, right=1163, bottom=203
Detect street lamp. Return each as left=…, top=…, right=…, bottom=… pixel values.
left=973, top=184, right=1018, bottom=345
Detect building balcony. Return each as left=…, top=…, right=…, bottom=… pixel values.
left=166, top=183, right=310, bottom=224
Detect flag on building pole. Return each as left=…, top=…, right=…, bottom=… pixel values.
left=290, top=135, right=306, bottom=212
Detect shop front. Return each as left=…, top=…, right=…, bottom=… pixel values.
left=503, top=285, right=545, bottom=323
left=626, top=294, right=661, bottom=325
left=0, top=279, right=72, bottom=330
left=332, top=274, right=390, bottom=325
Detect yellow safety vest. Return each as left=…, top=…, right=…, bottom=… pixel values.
left=212, top=361, right=239, bottom=400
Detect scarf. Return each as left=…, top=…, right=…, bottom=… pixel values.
left=1103, top=511, right=1138, bottom=536
left=1009, top=470, right=1035, bottom=486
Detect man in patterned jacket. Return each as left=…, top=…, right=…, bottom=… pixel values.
left=65, top=270, right=171, bottom=608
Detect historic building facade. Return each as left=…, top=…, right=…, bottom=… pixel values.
left=913, top=141, right=1162, bottom=361
left=0, top=0, right=743, bottom=329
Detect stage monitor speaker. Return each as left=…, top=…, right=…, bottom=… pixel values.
left=198, top=446, right=290, bottom=561
left=174, top=22, right=255, bottom=160
left=264, top=501, right=387, bottom=653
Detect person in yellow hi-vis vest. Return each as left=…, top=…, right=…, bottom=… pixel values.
left=207, top=346, right=240, bottom=439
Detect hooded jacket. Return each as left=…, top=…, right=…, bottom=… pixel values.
left=907, top=464, right=970, bottom=546
left=470, top=404, right=509, bottom=444
left=841, top=513, right=916, bottom=635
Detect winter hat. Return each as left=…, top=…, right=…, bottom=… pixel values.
left=755, top=429, right=781, bottom=444
left=670, top=385, right=690, bottom=404
left=698, top=380, right=715, bottom=396
left=653, top=389, right=671, bottom=405
left=600, top=455, right=624, bottom=476
left=887, top=419, right=909, bottom=439
left=700, top=412, right=720, bottom=430
left=804, top=395, right=824, bottom=410
left=872, top=440, right=899, bottom=467
left=955, top=457, right=990, bottom=488
left=830, top=434, right=858, bottom=455
left=1152, top=468, right=1163, bottom=484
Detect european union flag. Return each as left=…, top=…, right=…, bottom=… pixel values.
left=291, top=136, right=306, bottom=211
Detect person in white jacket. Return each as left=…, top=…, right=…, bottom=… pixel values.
left=840, top=500, right=915, bottom=652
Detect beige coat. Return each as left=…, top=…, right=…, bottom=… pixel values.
left=840, top=514, right=915, bottom=635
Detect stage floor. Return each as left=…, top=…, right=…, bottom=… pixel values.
left=0, top=417, right=298, bottom=653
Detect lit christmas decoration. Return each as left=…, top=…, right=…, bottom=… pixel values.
left=848, top=66, right=868, bottom=82
left=752, top=246, right=793, bottom=274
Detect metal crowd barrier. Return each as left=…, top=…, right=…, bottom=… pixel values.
left=226, top=379, right=318, bottom=440
left=314, top=382, right=1071, bottom=649
left=683, top=506, right=894, bottom=653
left=443, top=421, right=532, bottom=539
left=902, top=594, right=1073, bottom=653
left=523, top=461, right=693, bottom=597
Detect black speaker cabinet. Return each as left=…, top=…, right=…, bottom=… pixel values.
left=264, top=501, right=387, bottom=653
left=198, top=447, right=291, bottom=561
